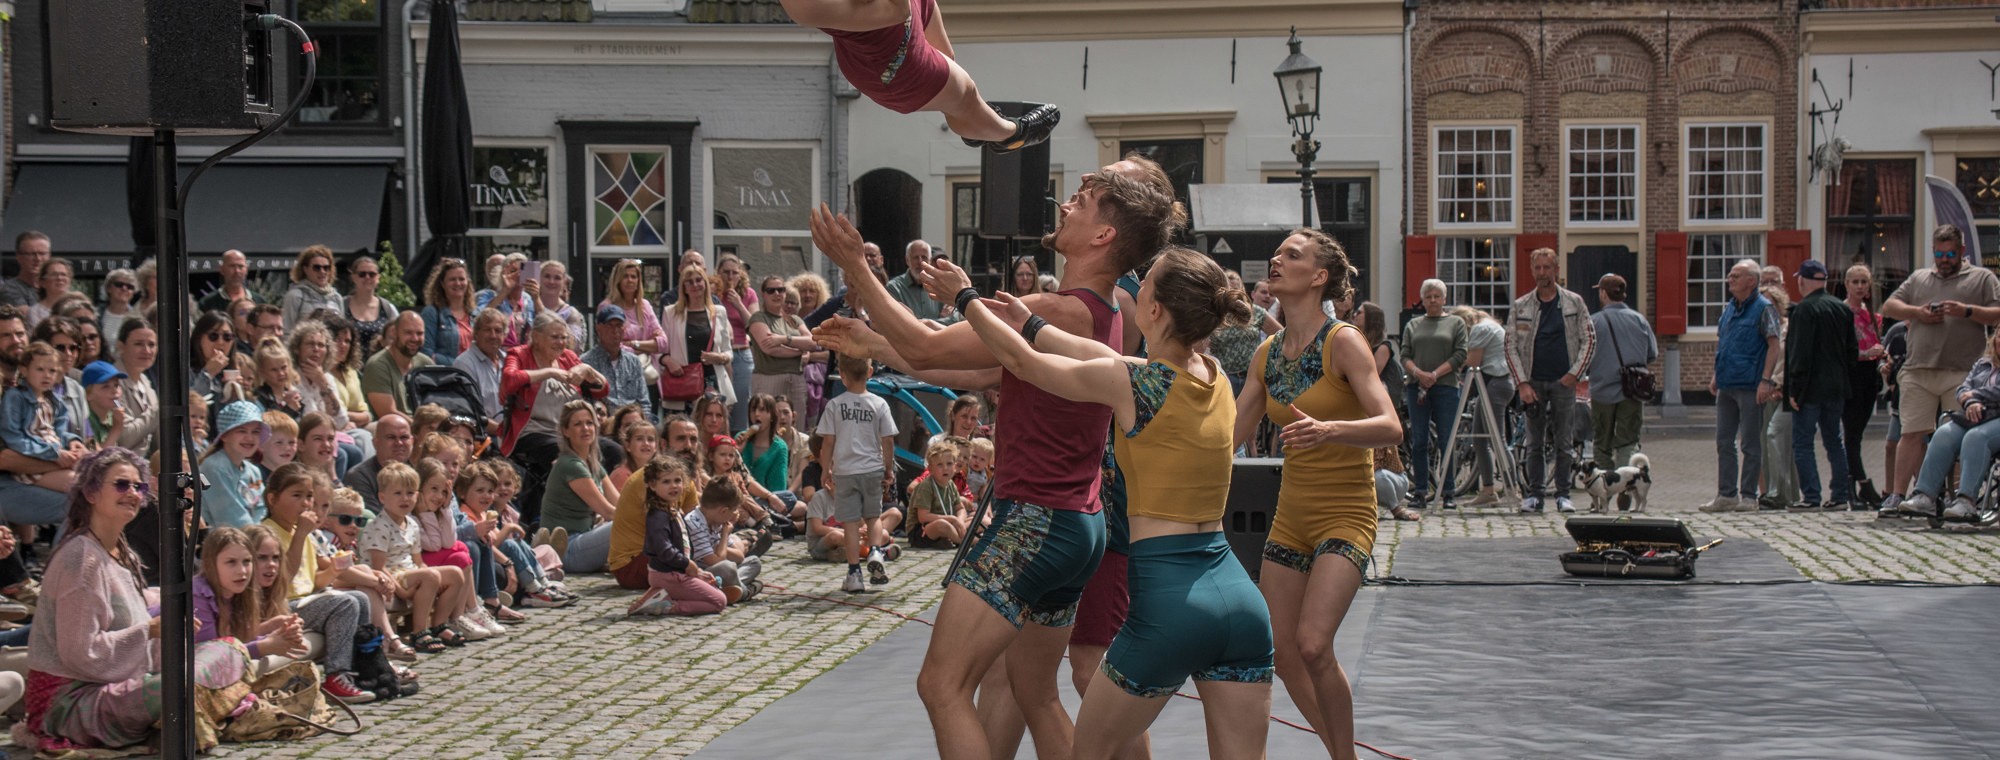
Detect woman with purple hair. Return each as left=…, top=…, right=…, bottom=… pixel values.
left=19, top=448, right=249, bottom=752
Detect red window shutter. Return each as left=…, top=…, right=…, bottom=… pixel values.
left=1768, top=229, right=1812, bottom=304
left=1654, top=231, right=1688, bottom=336
left=1516, top=233, right=1559, bottom=295
left=1405, top=235, right=1436, bottom=306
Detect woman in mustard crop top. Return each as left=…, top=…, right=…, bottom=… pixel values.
left=1233, top=229, right=1403, bottom=760
left=962, top=248, right=1276, bottom=760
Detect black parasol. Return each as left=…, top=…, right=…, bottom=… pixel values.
left=411, top=0, right=475, bottom=285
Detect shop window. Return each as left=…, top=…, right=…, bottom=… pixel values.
left=1956, top=156, right=2000, bottom=263
left=1686, top=124, right=1766, bottom=224
left=469, top=145, right=551, bottom=262
left=1687, top=233, right=1762, bottom=328
left=294, top=0, right=384, bottom=124
left=1434, top=127, right=1515, bottom=227
left=1566, top=126, right=1638, bottom=224
left=1827, top=158, right=1916, bottom=298
left=1436, top=236, right=1514, bottom=320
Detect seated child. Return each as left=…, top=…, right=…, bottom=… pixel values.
left=608, top=420, right=658, bottom=494
left=260, top=463, right=380, bottom=702
left=686, top=479, right=763, bottom=604
left=0, top=342, right=84, bottom=492
left=256, top=410, right=299, bottom=471
left=804, top=488, right=906, bottom=564
left=411, top=403, right=452, bottom=443
left=413, top=458, right=504, bottom=640
left=628, top=457, right=727, bottom=617
left=200, top=400, right=270, bottom=528
left=456, top=460, right=575, bottom=610
left=319, top=487, right=419, bottom=661
left=906, top=438, right=970, bottom=549
left=779, top=0, right=1059, bottom=153
left=964, top=436, right=992, bottom=497
left=79, top=361, right=128, bottom=450
left=361, top=461, right=470, bottom=654
left=492, top=459, right=570, bottom=587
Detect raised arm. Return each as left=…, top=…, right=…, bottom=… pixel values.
left=962, top=298, right=1135, bottom=428
left=812, top=206, right=1001, bottom=371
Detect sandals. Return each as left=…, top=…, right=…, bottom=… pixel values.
left=409, top=630, right=447, bottom=654
left=430, top=624, right=467, bottom=648
left=385, top=636, right=420, bottom=662
left=487, top=604, right=527, bottom=624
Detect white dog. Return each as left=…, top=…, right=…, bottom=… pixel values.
left=1582, top=453, right=1651, bottom=513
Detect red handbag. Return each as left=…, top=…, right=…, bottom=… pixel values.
left=660, top=330, right=708, bottom=402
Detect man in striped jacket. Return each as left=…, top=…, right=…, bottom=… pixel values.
left=1505, top=247, right=1597, bottom=513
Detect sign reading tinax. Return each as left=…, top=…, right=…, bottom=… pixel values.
left=712, top=147, right=813, bottom=231
left=470, top=146, right=550, bottom=232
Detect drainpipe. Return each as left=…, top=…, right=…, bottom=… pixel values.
left=402, top=0, right=425, bottom=261
left=1403, top=0, right=1417, bottom=297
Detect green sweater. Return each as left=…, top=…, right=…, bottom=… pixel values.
left=1400, top=314, right=1469, bottom=387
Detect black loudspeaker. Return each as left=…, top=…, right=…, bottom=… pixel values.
left=1224, top=457, right=1284, bottom=582
left=978, top=102, right=1053, bottom=238
left=49, top=0, right=279, bottom=135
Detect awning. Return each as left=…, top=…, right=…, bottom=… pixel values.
left=1, top=162, right=391, bottom=257
left=1189, top=183, right=1314, bottom=232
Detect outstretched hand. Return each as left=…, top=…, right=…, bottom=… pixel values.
left=1279, top=404, right=1336, bottom=450
left=809, top=204, right=868, bottom=275
left=975, top=292, right=1034, bottom=332
left=811, top=316, right=890, bottom=360
left=915, top=255, right=973, bottom=304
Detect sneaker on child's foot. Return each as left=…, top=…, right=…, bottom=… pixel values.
left=841, top=568, right=867, bottom=593
left=627, top=588, right=669, bottom=616
left=471, top=608, right=507, bottom=637
left=523, top=590, right=570, bottom=608
left=1518, top=495, right=1542, bottom=514
left=449, top=616, right=491, bottom=642
left=323, top=672, right=377, bottom=704
left=866, top=550, right=890, bottom=585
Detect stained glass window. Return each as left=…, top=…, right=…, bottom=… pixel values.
left=591, top=149, right=671, bottom=250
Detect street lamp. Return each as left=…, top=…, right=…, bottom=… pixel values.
left=1273, top=27, right=1323, bottom=229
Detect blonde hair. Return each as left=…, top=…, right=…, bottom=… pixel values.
left=262, top=410, right=298, bottom=439
left=329, top=487, right=364, bottom=514
left=608, top=259, right=648, bottom=304
left=378, top=461, right=420, bottom=493
left=671, top=263, right=710, bottom=318
left=788, top=272, right=829, bottom=311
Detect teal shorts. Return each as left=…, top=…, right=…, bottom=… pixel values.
left=951, top=499, right=1107, bottom=629
left=1102, top=531, right=1275, bottom=698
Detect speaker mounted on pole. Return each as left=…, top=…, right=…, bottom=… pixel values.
left=978, top=101, right=1054, bottom=239
left=48, top=0, right=280, bottom=135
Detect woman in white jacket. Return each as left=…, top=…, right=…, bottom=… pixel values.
left=658, top=263, right=737, bottom=416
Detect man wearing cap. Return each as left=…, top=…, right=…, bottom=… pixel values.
left=1584, top=274, right=1657, bottom=481
left=1880, top=225, right=2000, bottom=517
left=581, top=304, right=651, bottom=421
left=1784, top=260, right=1860, bottom=511
left=79, top=361, right=129, bottom=447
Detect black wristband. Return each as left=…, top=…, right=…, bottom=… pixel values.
left=955, top=288, right=980, bottom=315
left=1021, top=315, right=1049, bottom=344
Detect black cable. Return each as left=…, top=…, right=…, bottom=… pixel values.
left=174, top=15, right=316, bottom=215
left=1367, top=576, right=2000, bottom=589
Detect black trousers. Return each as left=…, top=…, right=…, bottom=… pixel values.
left=1843, top=361, right=1883, bottom=484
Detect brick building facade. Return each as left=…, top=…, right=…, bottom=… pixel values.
left=1405, top=0, right=1804, bottom=395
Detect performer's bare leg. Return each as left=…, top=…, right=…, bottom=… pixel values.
left=919, top=58, right=1018, bottom=143
left=1070, top=672, right=1171, bottom=760
left=975, top=651, right=1026, bottom=760
left=916, top=584, right=1033, bottom=760
left=1068, top=644, right=1151, bottom=760
left=1191, top=680, right=1273, bottom=760
left=1007, top=621, right=1080, bottom=760
left=1263, top=558, right=1365, bottom=760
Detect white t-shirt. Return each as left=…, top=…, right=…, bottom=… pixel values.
left=815, top=390, right=898, bottom=476
left=1469, top=320, right=1510, bottom=378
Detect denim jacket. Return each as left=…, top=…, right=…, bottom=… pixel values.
left=0, top=384, right=78, bottom=461
left=1957, top=357, right=2000, bottom=410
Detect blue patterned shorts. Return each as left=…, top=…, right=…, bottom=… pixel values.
left=1263, top=537, right=1372, bottom=576
left=951, top=499, right=1107, bottom=629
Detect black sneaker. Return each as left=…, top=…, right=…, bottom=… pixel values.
left=1785, top=501, right=1821, bottom=512
left=967, top=103, right=1061, bottom=154
left=1758, top=496, right=1787, bottom=511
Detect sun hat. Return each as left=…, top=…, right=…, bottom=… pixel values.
left=214, top=400, right=271, bottom=448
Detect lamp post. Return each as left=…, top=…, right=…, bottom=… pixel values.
left=1274, top=27, right=1323, bottom=230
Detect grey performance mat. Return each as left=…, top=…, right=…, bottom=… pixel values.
left=1387, top=536, right=1804, bottom=582
left=691, top=588, right=1381, bottom=760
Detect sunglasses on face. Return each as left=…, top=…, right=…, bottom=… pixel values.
left=333, top=513, right=372, bottom=527
left=310, top=264, right=332, bottom=272
left=109, top=282, right=134, bottom=290
left=355, top=271, right=380, bottom=279
left=111, top=478, right=150, bottom=496
left=1935, top=249, right=1961, bottom=259
left=207, top=332, right=233, bottom=342
left=763, top=287, right=787, bottom=294
left=51, top=343, right=76, bottom=353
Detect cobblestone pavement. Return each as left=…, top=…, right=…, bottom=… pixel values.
left=72, top=434, right=1999, bottom=759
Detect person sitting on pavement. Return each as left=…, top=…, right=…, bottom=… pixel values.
left=1, top=341, right=86, bottom=494
left=626, top=456, right=727, bottom=617
left=686, top=478, right=762, bottom=604
left=200, top=401, right=270, bottom=529
left=906, top=437, right=970, bottom=549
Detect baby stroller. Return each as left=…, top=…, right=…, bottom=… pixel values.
left=403, top=365, right=493, bottom=456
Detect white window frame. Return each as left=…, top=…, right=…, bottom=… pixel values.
left=1432, top=123, right=1520, bottom=232
left=584, top=143, right=676, bottom=256
left=1685, top=232, right=1764, bottom=332
left=1435, top=236, right=1516, bottom=321
left=1682, top=121, right=1771, bottom=229
left=1562, top=122, right=1642, bottom=229
left=702, top=140, right=822, bottom=273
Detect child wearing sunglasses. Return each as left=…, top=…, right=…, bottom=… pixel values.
left=318, top=487, right=417, bottom=661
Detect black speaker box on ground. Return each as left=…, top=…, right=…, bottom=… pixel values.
left=49, top=0, right=279, bottom=135
left=978, top=102, right=1053, bottom=239
left=1225, top=457, right=1284, bottom=582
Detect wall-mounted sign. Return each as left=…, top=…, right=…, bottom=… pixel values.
left=471, top=146, right=549, bottom=232
left=711, top=147, right=813, bottom=232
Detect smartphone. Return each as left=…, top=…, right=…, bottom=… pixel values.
left=522, top=260, right=543, bottom=282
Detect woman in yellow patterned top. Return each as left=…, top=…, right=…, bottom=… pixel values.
left=961, top=248, right=1275, bottom=760
left=1233, top=229, right=1402, bottom=760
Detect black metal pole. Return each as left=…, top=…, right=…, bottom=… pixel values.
left=1295, top=133, right=1319, bottom=230
left=152, top=128, right=197, bottom=760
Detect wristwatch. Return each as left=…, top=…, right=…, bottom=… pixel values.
left=1758, top=378, right=1776, bottom=386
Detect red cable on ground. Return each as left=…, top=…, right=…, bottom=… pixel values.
left=761, top=586, right=1415, bottom=760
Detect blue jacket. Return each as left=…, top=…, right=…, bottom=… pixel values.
left=420, top=305, right=465, bottom=363
left=0, top=385, right=79, bottom=461
left=1715, top=293, right=1775, bottom=390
